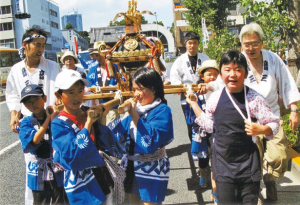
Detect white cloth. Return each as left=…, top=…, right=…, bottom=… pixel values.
left=170, top=52, right=210, bottom=85
left=243, top=49, right=300, bottom=116
left=160, top=57, right=170, bottom=82
left=170, top=52, right=210, bottom=104
left=62, top=65, right=87, bottom=75
left=5, top=57, right=60, bottom=116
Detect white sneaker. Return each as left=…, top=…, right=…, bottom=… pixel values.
left=192, top=155, right=198, bottom=161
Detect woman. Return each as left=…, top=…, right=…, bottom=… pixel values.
left=108, top=67, right=174, bottom=205
left=61, top=51, right=87, bottom=78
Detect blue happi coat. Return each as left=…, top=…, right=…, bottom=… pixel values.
left=185, top=93, right=209, bottom=158
left=109, top=102, right=174, bottom=203
left=51, top=114, right=123, bottom=205
left=19, top=115, right=64, bottom=191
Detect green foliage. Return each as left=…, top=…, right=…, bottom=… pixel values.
left=65, top=23, right=74, bottom=29
left=205, top=29, right=240, bottom=62
left=152, top=21, right=164, bottom=26
left=183, top=0, right=235, bottom=34
left=75, top=30, right=90, bottom=42
left=282, top=103, right=300, bottom=147
left=239, top=0, right=296, bottom=53
left=109, top=16, right=148, bottom=26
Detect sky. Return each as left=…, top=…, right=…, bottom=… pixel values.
left=53, top=0, right=174, bottom=31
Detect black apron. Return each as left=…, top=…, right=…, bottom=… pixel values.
left=212, top=88, right=261, bottom=183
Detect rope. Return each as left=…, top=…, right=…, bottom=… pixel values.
left=99, top=151, right=126, bottom=205
left=128, top=147, right=166, bottom=162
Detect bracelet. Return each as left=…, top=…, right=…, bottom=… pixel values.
left=291, top=109, right=299, bottom=113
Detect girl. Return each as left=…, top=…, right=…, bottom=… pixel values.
left=51, top=70, right=124, bottom=205
left=108, top=67, right=174, bottom=205
left=186, top=50, right=280, bottom=205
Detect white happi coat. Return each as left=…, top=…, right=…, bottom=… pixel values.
left=243, top=49, right=300, bottom=117
left=170, top=52, right=210, bottom=85
left=5, top=57, right=60, bottom=116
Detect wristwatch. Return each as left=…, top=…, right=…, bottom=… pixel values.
left=291, top=109, right=299, bottom=113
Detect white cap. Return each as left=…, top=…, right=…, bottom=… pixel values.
left=55, top=69, right=89, bottom=91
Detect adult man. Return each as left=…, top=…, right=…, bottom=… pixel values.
left=5, top=26, right=60, bottom=205
left=6, top=26, right=60, bottom=133
left=240, top=23, right=299, bottom=202
left=86, top=41, right=110, bottom=88
left=86, top=41, right=119, bottom=124
left=78, top=48, right=99, bottom=71
left=170, top=31, right=210, bottom=142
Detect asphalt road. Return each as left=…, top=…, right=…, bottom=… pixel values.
left=0, top=60, right=299, bottom=204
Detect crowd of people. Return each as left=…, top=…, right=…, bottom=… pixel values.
left=5, top=22, right=300, bottom=205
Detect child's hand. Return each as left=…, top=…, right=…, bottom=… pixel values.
left=127, top=98, right=137, bottom=114
left=245, top=120, right=263, bottom=136
left=87, top=105, right=103, bottom=123
left=186, top=95, right=197, bottom=105
left=47, top=106, right=60, bottom=120
left=197, top=83, right=212, bottom=95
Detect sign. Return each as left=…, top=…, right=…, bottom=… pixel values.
left=174, top=3, right=189, bottom=11
left=176, top=20, right=189, bottom=27
left=65, top=43, right=70, bottom=48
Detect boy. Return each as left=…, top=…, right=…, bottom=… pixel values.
left=51, top=70, right=124, bottom=205
left=18, top=84, right=68, bottom=205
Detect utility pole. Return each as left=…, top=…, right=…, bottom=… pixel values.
left=154, top=12, right=158, bottom=39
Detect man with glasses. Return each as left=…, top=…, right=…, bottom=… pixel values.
left=240, top=23, right=299, bottom=202
left=5, top=26, right=60, bottom=205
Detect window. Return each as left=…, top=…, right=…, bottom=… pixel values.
left=0, top=22, right=13, bottom=31
left=51, top=21, right=58, bottom=29
left=41, top=5, right=44, bottom=10
left=1, top=6, right=11, bottom=15
left=42, top=19, right=45, bottom=23
left=50, top=9, right=57, bottom=17
left=0, top=39, right=15, bottom=49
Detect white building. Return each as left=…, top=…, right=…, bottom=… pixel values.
left=0, top=0, right=63, bottom=61
left=61, top=29, right=89, bottom=52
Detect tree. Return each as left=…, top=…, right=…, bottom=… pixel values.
left=75, top=30, right=90, bottom=43
left=183, top=0, right=236, bottom=34
left=182, top=0, right=238, bottom=59
left=109, top=16, right=148, bottom=26
left=239, top=0, right=298, bottom=78
left=152, top=21, right=164, bottom=26
left=64, top=23, right=74, bottom=29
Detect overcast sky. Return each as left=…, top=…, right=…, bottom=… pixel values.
left=53, top=0, right=174, bottom=31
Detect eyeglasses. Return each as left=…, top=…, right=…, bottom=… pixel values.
left=243, top=41, right=261, bottom=48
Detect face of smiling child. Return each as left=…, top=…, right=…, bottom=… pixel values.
left=220, top=62, right=247, bottom=93
left=201, top=68, right=219, bottom=83
left=59, top=81, right=84, bottom=113
left=132, top=81, right=155, bottom=106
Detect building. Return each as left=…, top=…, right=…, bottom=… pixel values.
left=172, top=0, right=246, bottom=55
left=61, top=29, right=89, bottom=52
left=0, top=0, right=63, bottom=61
left=90, top=24, right=176, bottom=57
left=61, top=10, right=83, bottom=31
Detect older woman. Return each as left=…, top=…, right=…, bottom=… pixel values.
left=239, top=23, right=300, bottom=201
left=61, top=50, right=87, bottom=78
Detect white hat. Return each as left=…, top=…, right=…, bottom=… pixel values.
left=55, top=69, right=89, bottom=91
left=91, top=41, right=109, bottom=54
left=60, top=51, right=78, bottom=64
left=198, top=60, right=219, bottom=75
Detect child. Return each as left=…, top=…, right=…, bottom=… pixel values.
left=107, top=67, right=174, bottom=205
left=18, top=84, right=68, bottom=205
left=186, top=50, right=280, bottom=205
left=51, top=69, right=124, bottom=205
left=185, top=60, right=219, bottom=202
